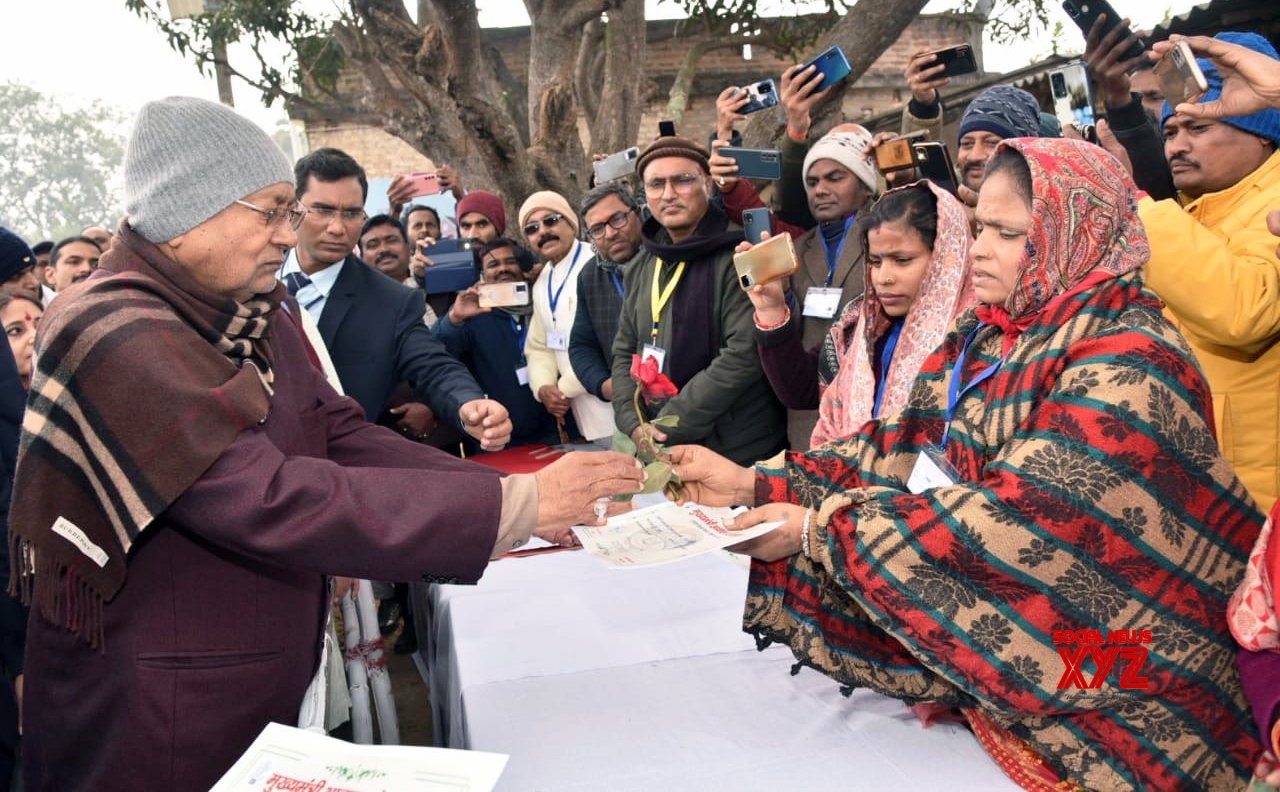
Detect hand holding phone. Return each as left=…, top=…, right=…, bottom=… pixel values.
left=721, top=147, right=783, bottom=181
left=1063, top=0, right=1145, bottom=64
left=925, top=43, right=978, bottom=78
left=477, top=281, right=531, bottom=309
left=874, top=131, right=927, bottom=173
left=407, top=171, right=441, bottom=199
left=803, top=46, right=852, bottom=92
left=913, top=142, right=958, bottom=196
left=742, top=208, right=772, bottom=244
left=733, top=233, right=799, bottom=290
left=737, top=79, right=779, bottom=114
left=1154, top=39, right=1209, bottom=108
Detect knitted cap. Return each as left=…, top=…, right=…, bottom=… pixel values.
left=0, top=227, right=36, bottom=283
left=123, top=96, right=294, bottom=243
left=958, top=85, right=1042, bottom=141
left=803, top=126, right=878, bottom=192
left=1038, top=112, right=1063, bottom=138
left=1160, top=32, right=1280, bottom=147
left=636, top=136, right=710, bottom=179
left=518, top=191, right=579, bottom=236
left=456, top=190, right=507, bottom=236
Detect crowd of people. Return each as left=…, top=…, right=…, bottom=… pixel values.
left=0, top=18, right=1278, bottom=791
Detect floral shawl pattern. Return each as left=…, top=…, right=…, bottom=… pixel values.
left=744, top=139, right=1264, bottom=790
left=811, top=180, right=974, bottom=447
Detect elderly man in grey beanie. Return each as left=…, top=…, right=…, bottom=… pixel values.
left=13, top=96, right=643, bottom=791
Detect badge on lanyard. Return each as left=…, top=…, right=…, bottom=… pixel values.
left=908, top=444, right=961, bottom=494
left=802, top=287, right=842, bottom=319
left=642, top=343, right=667, bottom=372
left=546, top=329, right=569, bottom=351
left=515, top=365, right=530, bottom=385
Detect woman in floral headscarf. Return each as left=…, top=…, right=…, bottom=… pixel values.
left=752, top=179, right=974, bottom=449
left=672, top=138, right=1264, bottom=790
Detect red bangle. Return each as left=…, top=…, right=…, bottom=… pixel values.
left=754, top=306, right=791, bottom=332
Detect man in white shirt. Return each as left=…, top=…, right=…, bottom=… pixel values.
left=520, top=191, right=615, bottom=442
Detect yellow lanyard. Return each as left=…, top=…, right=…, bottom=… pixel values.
left=649, top=259, right=686, bottom=342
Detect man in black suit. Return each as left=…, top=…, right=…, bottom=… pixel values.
left=281, top=148, right=512, bottom=450
left=283, top=148, right=513, bottom=653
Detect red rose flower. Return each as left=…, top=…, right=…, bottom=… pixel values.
left=630, top=354, right=679, bottom=402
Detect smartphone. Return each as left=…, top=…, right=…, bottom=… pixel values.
left=722, top=147, right=783, bottom=180
left=742, top=208, right=772, bottom=244
left=407, top=171, right=441, bottom=198
left=912, top=142, right=958, bottom=196
left=1154, top=39, right=1209, bottom=107
left=459, top=238, right=478, bottom=253
left=594, top=147, right=640, bottom=183
left=1061, top=0, right=1145, bottom=63
left=658, top=120, right=676, bottom=137
left=926, top=43, right=978, bottom=78
left=733, top=232, right=798, bottom=290
left=874, top=130, right=927, bottom=173
left=804, top=46, right=852, bottom=92
left=738, top=79, right=779, bottom=114
left=417, top=239, right=477, bottom=294
left=477, top=281, right=530, bottom=309
left=1050, top=61, right=1097, bottom=129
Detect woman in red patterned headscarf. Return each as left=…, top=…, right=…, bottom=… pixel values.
left=673, top=137, right=1264, bottom=790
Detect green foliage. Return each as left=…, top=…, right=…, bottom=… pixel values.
left=650, top=414, right=680, bottom=428
left=639, top=461, right=673, bottom=494
left=0, top=83, right=127, bottom=242
left=123, top=0, right=345, bottom=106
left=956, top=0, right=1053, bottom=45
left=611, top=430, right=637, bottom=457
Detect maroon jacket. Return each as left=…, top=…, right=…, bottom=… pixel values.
left=23, top=311, right=503, bottom=790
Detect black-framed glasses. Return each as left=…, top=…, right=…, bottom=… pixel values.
left=523, top=213, right=563, bottom=237
left=236, top=199, right=307, bottom=230
left=586, top=209, right=635, bottom=240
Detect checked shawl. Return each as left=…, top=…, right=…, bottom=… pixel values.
left=9, top=224, right=280, bottom=647
left=745, top=139, right=1264, bottom=790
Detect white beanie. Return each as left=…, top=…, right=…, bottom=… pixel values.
left=123, top=96, right=295, bottom=243
left=802, top=128, right=878, bottom=193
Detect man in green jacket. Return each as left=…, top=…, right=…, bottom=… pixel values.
left=610, top=135, right=786, bottom=466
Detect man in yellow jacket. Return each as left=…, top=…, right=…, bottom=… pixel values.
left=1140, top=32, right=1280, bottom=511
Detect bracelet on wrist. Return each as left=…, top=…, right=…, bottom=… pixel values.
left=754, top=306, right=791, bottom=332
left=801, top=509, right=814, bottom=559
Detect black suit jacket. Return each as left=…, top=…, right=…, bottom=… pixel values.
left=317, top=256, right=484, bottom=428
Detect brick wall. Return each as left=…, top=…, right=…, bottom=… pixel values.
left=304, top=123, right=436, bottom=180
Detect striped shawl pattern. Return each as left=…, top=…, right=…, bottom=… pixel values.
left=745, top=272, right=1263, bottom=790
left=10, top=225, right=278, bottom=647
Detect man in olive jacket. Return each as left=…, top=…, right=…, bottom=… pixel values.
left=611, top=135, right=785, bottom=466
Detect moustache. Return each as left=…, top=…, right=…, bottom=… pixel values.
left=1169, top=154, right=1199, bottom=168
left=537, top=234, right=561, bottom=246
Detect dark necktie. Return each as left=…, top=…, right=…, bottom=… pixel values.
left=283, top=271, right=312, bottom=297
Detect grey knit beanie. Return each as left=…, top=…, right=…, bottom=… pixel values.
left=123, top=96, right=294, bottom=243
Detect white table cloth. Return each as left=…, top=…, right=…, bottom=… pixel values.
left=423, top=548, right=1019, bottom=790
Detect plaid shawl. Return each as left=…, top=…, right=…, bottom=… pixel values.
left=745, top=139, right=1264, bottom=789
left=10, top=223, right=281, bottom=647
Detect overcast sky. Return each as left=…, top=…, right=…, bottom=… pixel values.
left=2, top=0, right=1197, bottom=133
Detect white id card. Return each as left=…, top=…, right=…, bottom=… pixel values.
left=802, top=287, right=842, bottom=319
left=515, top=365, right=530, bottom=385
left=546, top=329, right=568, bottom=351
left=907, top=444, right=960, bottom=494
left=641, top=343, right=667, bottom=371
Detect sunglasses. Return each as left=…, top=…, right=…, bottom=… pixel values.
left=523, top=213, right=564, bottom=238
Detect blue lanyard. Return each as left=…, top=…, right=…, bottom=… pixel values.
left=546, top=244, right=584, bottom=323
left=510, top=316, right=529, bottom=361
left=609, top=270, right=625, bottom=299
left=872, top=320, right=902, bottom=419
left=941, top=323, right=1004, bottom=450
left=823, top=214, right=858, bottom=287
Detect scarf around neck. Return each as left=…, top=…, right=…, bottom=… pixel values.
left=10, top=223, right=282, bottom=647
left=640, top=201, right=744, bottom=387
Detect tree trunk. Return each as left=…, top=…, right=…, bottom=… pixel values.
left=588, top=0, right=647, bottom=154
left=742, top=0, right=932, bottom=146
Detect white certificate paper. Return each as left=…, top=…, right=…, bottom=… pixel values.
left=572, top=502, right=783, bottom=569
left=211, top=721, right=508, bottom=792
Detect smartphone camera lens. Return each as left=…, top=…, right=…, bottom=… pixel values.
left=740, top=275, right=752, bottom=289
left=1051, top=73, right=1067, bottom=98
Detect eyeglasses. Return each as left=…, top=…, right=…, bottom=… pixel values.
left=523, top=213, right=564, bottom=238
left=586, top=209, right=635, bottom=240
left=236, top=199, right=306, bottom=230
left=300, top=202, right=367, bottom=225
left=643, top=173, right=703, bottom=196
